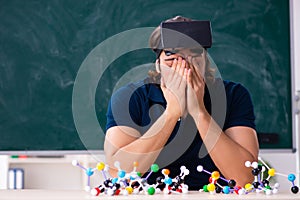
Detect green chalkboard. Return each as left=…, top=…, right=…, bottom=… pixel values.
left=0, top=0, right=291, bottom=153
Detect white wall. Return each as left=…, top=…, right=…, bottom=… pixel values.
left=0, top=156, right=8, bottom=189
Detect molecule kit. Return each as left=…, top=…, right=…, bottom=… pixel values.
left=72, top=156, right=299, bottom=196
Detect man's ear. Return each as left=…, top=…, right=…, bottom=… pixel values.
left=155, top=59, right=161, bottom=73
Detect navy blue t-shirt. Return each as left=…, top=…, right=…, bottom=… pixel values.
left=105, top=78, right=256, bottom=190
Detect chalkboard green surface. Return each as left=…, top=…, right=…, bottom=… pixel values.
left=0, top=0, right=291, bottom=153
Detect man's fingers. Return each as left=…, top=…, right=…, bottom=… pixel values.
left=176, top=57, right=182, bottom=73
left=179, top=59, right=186, bottom=76
left=187, top=68, right=191, bottom=83
left=171, top=58, right=178, bottom=71
left=189, top=57, right=205, bottom=85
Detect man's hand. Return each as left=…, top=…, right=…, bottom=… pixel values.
left=186, top=53, right=207, bottom=119
left=160, top=57, right=188, bottom=119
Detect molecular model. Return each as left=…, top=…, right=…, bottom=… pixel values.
left=155, top=166, right=190, bottom=194
left=73, top=158, right=299, bottom=196
left=72, top=160, right=190, bottom=196
left=197, top=157, right=300, bottom=196
left=244, top=157, right=299, bottom=195
left=72, top=159, right=101, bottom=192
left=197, top=165, right=242, bottom=194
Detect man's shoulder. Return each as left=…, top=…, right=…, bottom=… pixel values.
left=221, top=79, right=249, bottom=94
left=111, top=79, right=160, bottom=100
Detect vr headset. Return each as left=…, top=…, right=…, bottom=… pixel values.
left=154, top=20, right=212, bottom=58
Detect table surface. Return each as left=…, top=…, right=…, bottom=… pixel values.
left=0, top=190, right=300, bottom=200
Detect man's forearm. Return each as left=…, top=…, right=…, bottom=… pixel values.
left=194, top=111, right=257, bottom=186
left=106, top=110, right=179, bottom=173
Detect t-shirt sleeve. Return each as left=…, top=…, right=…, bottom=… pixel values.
left=105, top=85, right=143, bottom=132
left=224, top=83, right=256, bottom=131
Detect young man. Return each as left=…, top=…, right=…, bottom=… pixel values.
left=104, top=16, right=259, bottom=190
